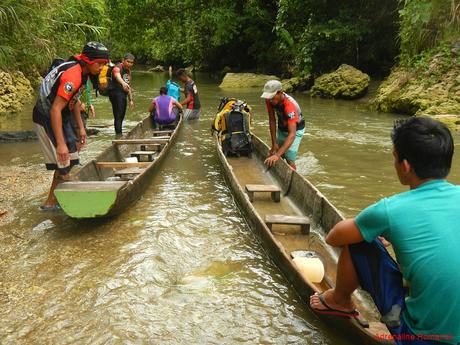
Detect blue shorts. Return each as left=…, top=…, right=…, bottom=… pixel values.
left=277, top=128, right=305, bottom=162
left=349, top=241, right=449, bottom=345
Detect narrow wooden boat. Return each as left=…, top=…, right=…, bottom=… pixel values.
left=216, top=133, right=395, bottom=345
left=54, top=116, right=182, bottom=218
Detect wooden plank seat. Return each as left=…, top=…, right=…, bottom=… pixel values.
left=96, top=162, right=150, bottom=169
left=149, top=135, right=170, bottom=140
left=114, top=167, right=145, bottom=180
left=140, top=144, right=163, bottom=152
left=265, top=214, right=311, bottom=234
left=245, top=184, right=281, bottom=202
left=130, top=151, right=156, bottom=162
left=152, top=130, right=173, bottom=136
left=112, top=138, right=169, bottom=145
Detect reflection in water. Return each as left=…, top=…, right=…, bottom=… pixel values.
left=1, top=71, right=459, bottom=344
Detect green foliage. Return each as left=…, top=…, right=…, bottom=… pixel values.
left=0, top=0, right=108, bottom=74
left=398, top=0, right=460, bottom=64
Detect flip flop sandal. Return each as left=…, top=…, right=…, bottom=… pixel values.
left=311, top=292, right=359, bottom=318
left=39, top=204, right=61, bottom=212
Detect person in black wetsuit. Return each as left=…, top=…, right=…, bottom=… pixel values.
left=108, top=53, right=134, bottom=135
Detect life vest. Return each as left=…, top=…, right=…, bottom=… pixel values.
left=213, top=97, right=252, bottom=157
left=97, top=62, right=116, bottom=96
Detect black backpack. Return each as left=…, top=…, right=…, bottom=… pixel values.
left=220, top=99, right=252, bottom=157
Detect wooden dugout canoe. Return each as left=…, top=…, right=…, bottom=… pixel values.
left=54, top=116, right=182, bottom=218
left=215, top=134, right=394, bottom=345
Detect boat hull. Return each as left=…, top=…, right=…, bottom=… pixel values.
left=55, top=116, right=182, bottom=218
left=215, top=134, right=394, bottom=345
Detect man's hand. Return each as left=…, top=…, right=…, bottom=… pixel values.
left=378, top=236, right=392, bottom=247
left=129, top=100, right=134, bottom=109
left=264, top=154, right=280, bottom=167
left=88, top=105, right=95, bottom=118
left=56, top=143, right=69, bottom=164
left=269, top=143, right=279, bottom=156
left=79, top=128, right=87, bottom=147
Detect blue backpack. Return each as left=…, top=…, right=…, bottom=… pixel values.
left=167, top=80, right=180, bottom=101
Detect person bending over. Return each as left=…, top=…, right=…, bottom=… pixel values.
left=33, top=42, right=109, bottom=210
left=261, top=80, right=305, bottom=170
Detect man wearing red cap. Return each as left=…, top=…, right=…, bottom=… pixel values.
left=33, top=41, right=109, bottom=210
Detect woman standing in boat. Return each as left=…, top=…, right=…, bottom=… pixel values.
left=310, top=117, right=460, bottom=344
left=261, top=80, right=305, bottom=171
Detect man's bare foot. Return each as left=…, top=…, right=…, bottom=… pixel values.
left=310, top=288, right=356, bottom=313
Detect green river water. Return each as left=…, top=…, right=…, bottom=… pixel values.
left=0, top=71, right=459, bottom=345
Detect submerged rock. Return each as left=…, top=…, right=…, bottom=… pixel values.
left=311, top=64, right=370, bottom=99
left=219, top=73, right=279, bottom=88
left=0, top=70, right=34, bottom=114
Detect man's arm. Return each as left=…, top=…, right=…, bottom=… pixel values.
left=148, top=101, right=155, bottom=113
left=113, top=68, right=130, bottom=93
left=50, top=96, right=71, bottom=163
left=180, top=94, right=191, bottom=107
left=267, top=101, right=278, bottom=153
left=325, top=219, right=364, bottom=247
left=174, top=100, right=183, bottom=111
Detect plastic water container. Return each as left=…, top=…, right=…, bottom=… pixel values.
left=293, top=256, right=325, bottom=283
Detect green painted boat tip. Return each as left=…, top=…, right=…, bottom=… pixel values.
left=54, top=181, right=126, bottom=218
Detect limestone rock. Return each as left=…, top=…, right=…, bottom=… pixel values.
left=375, top=52, right=460, bottom=118
left=149, top=65, right=165, bottom=72
left=0, top=70, right=34, bottom=114
left=311, top=64, right=370, bottom=99
left=281, top=75, right=313, bottom=93
left=219, top=73, right=279, bottom=88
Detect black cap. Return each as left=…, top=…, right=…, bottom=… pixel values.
left=82, top=41, right=109, bottom=62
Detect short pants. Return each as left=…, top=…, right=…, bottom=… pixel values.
left=350, top=240, right=451, bottom=345
left=277, top=128, right=305, bottom=162
left=183, top=108, right=200, bottom=121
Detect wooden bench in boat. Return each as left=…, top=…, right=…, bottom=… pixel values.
left=245, top=184, right=281, bottom=202
left=112, top=138, right=169, bottom=145
left=114, top=167, right=145, bottom=180
left=130, top=151, right=156, bottom=162
left=96, top=162, right=150, bottom=169
left=265, top=214, right=310, bottom=234
left=152, top=130, right=173, bottom=136
left=140, top=144, right=163, bottom=152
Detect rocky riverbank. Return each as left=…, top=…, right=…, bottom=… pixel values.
left=375, top=44, right=460, bottom=130
left=0, top=70, right=34, bottom=115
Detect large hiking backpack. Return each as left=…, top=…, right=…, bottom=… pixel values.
left=213, top=97, right=252, bottom=157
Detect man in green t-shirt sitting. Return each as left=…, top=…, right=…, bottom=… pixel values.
left=310, top=117, right=459, bottom=344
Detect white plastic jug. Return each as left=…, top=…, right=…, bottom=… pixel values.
left=293, top=256, right=325, bottom=283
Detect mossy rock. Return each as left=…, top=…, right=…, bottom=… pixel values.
left=219, top=73, right=279, bottom=88
left=375, top=51, right=460, bottom=116
left=0, top=70, right=34, bottom=114
left=422, top=114, right=460, bottom=131
left=311, top=64, right=370, bottom=99
left=281, top=75, right=313, bottom=93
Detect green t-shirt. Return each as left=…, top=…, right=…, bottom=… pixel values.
left=355, top=180, right=460, bottom=344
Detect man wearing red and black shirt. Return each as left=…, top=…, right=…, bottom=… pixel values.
left=33, top=42, right=109, bottom=210
left=261, top=80, right=305, bottom=170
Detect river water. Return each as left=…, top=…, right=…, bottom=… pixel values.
left=1, top=72, right=459, bottom=345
